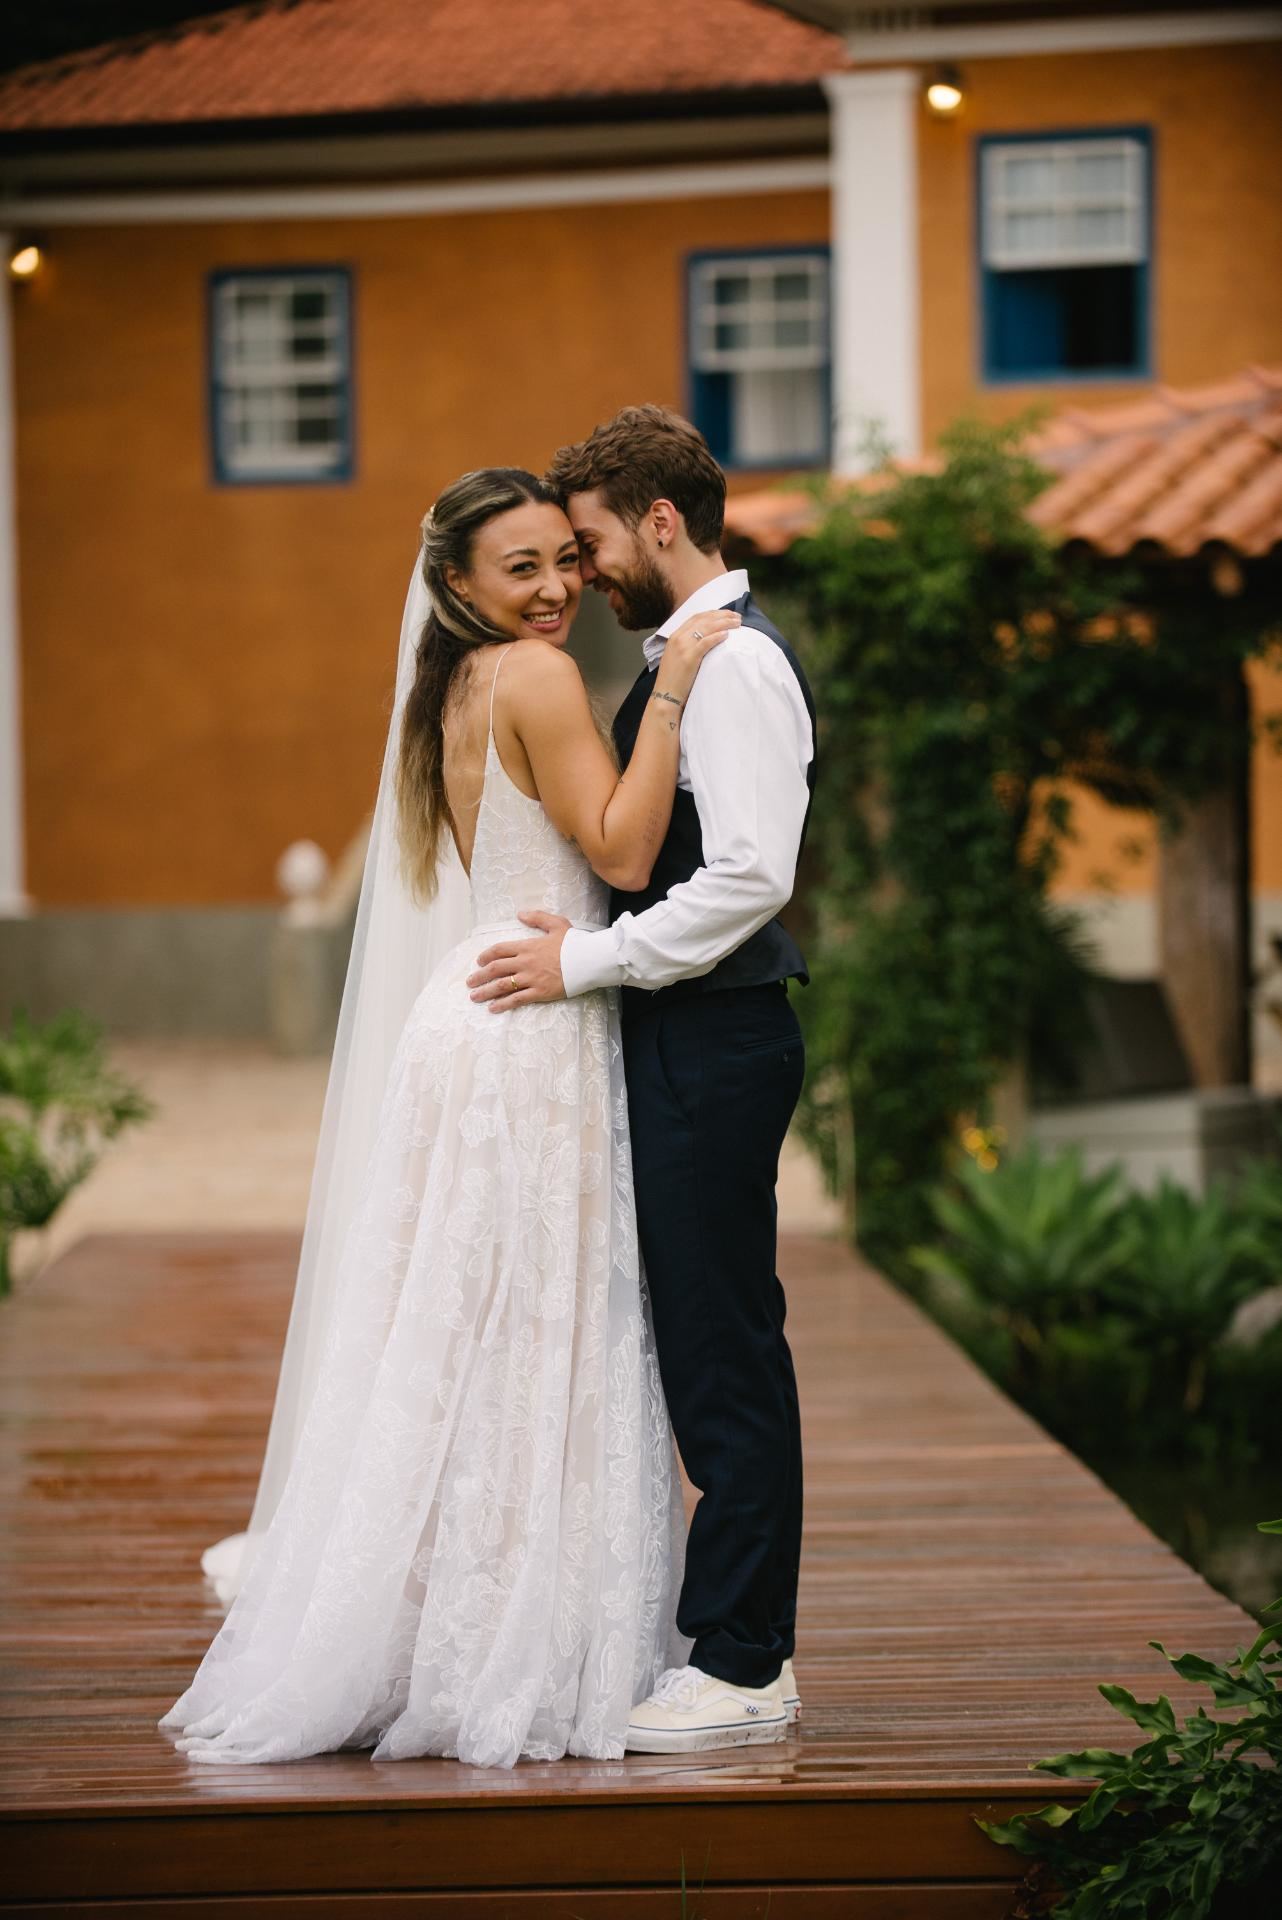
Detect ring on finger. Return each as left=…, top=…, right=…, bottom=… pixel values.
left=509, top=974, right=519, bottom=995
left=691, top=627, right=703, bottom=642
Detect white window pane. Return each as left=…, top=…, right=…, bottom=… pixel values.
left=985, top=138, right=1147, bottom=268
left=240, top=393, right=277, bottom=450
left=1004, top=154, right=1058, bottom=201
left=228, top=316, right=278, bottom=354
left=1072, top=150, right=1128, bottom=196
left=1072, top=205, right=1129, bottom=252
left=233, top=288, right=274, bottom=324
left=694, top=261, right=827, bottom=370
left=242, top=340, right=280, bottom=371
left=714, top=318, right=751, bottom=352
left=215, top=272, right=348, bottom=476
left=733, top=367, right=825, bottom=464
left=232, top=319, right=285, bottom=367
left=773, top=269, right=813, bottom=302
left=1003, top=208, right=1060, bottom=255
left=775, top=314, right=817, bottom=350
left=751, top=313, right=782, bottom=354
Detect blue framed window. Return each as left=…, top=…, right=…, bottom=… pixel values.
left=209, top=268, right=353, bottom=484
left=687, top=249, right=830, bottom=469
left=978, top=130, right=1152, bottom=383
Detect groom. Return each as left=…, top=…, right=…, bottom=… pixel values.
left=467, top=404, right=817, bottom=1752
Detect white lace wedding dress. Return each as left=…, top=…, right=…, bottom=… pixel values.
left=159, top=660, right=687, bottom=1767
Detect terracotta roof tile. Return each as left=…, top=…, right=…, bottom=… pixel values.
left=723, top=367, right=1282, bottom=563
left=0, top=0, right=846, bottom=132
left=1131, top=427, right=1274, bottom=554
left=1202, top=431, right=1282, bottom=555
left=1026, top=367, right=1282, bottom=559
left=720, top=487, right=824, bottom=553
left=1024, top=429, right=1159, bottom=531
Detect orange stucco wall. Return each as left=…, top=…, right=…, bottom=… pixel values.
left=1252, top=657, right=1282, bottom=894
left=1044, top=655, right=1282, bottom=899
left=15, top=189, right=829, bottom=905
left=16, top=40, right=1282, bottom=913
left=914, top=37, right=1282, bottom=904
left=917, top=38, right=1282, bottom=442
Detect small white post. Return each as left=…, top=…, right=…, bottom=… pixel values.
left=822, top=68, right=922, bottom=471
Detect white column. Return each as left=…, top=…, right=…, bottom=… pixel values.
left=0, top=234, right=28, bottom=914
left=822, top=68, right=921, bottom=471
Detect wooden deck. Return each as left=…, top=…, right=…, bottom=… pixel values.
left=0, top=1229, right=1260, bottom=1916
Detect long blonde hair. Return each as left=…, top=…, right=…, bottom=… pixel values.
left=394, top=467, right=559, bottom=902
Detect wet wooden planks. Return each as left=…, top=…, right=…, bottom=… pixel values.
left=0, top=1229, right=1260, bottom=1915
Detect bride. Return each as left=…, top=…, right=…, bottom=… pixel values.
left=158, top=467, right=736, bottom=1768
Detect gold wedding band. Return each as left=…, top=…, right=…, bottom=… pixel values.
left=509, top=975, right=519, bottom=995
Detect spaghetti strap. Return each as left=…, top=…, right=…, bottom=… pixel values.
left=487, top=643, right=517, bottom=741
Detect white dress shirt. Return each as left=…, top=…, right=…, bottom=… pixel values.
left=559, top=569, right=815, bottom=998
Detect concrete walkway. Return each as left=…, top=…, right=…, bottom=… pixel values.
left=22, top=1039, right=842, bottom=1285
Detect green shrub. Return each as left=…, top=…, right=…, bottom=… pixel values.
left=909, top=1144, right=1132, bottom=1393
left=1230, top=1153, right=1282, bottom=1285
left=764, top=416, right=1282, bottom=1269
left=909, top=1145, right=1282, bottom=1465
left=1105, top=1179, right=1276, bottom=1414
left=0, top=1008, right=153, bottom=1294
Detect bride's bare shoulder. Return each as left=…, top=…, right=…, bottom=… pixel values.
left=500, top=639, right=587, bottom=705
left=504, top=638, right=582, bottom=676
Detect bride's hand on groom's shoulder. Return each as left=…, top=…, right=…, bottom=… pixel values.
left=658, top=608, right=739, bottom=700
left=467, top=910, right=571, bottom=1013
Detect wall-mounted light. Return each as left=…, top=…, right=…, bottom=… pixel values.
left=924, top=65, right=965, bottom=116
left=8, top=242, right=44, bottom=282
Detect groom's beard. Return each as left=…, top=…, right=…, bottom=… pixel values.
left=595, top=546, right=675, bottom=633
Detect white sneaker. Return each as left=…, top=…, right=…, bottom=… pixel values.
left=781, top=1657, right=801, bottom=1725
left=625, top=1665, right=788, bottom=1753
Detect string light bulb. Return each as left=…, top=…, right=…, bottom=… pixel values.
left=925, top=66, right=965, bottom=116
left=8, top=243, right=43, bottom=281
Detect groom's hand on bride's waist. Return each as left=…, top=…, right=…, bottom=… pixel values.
left=468, top=911, right=571, bottom=1011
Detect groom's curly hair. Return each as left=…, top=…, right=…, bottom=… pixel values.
left=544, top=405, right=726, bottom=555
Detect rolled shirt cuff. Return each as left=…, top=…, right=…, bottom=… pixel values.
left=560, top=924, right=627, bottom=998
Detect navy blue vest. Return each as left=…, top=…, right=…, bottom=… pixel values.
left=609, top=590, right=817, bottom=993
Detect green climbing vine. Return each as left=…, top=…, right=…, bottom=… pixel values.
left=761, top=415, right=1282, bottom=1271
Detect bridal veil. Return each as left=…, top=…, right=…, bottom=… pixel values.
left=201, top=541, right=471, bottom=1603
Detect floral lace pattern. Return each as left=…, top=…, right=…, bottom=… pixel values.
left=159, top=706, right=688, bottom=1768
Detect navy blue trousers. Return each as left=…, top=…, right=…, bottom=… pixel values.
left=621, top=980, right=805, bottom=1690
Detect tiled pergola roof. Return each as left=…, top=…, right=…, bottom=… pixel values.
left=1026, top=368, right=1282, bottom=558
left=723, top=367, right=1282, bottom=562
